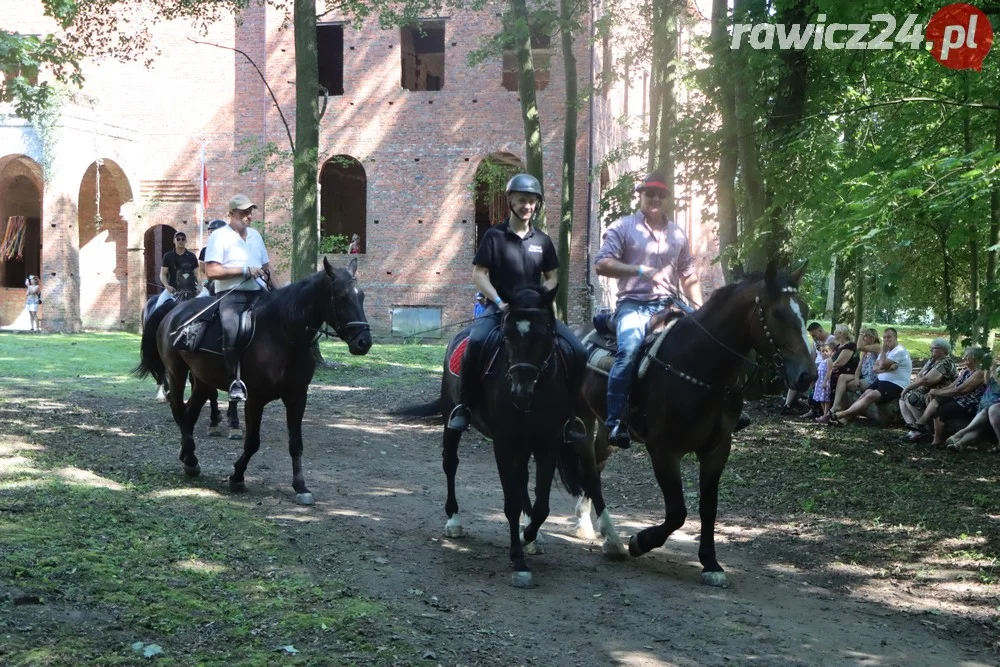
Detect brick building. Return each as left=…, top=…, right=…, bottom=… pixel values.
left=0, top=0, right=721, bottom=334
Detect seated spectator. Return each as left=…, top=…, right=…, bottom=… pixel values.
left=945, top=359, right=1000, bottom=453
left=817, top=324, right=859, bottom=421
left=899, top=337, right=958, bottom=430
left=827, top=327, right=911, bottom=426
left=905, top=346, right=986, bottom=445
left=823, top=328, right=880, bottom=422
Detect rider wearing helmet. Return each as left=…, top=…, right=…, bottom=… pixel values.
left=447, top=174, right=588, bottom=444
left=198, top=218, right=229, bottom=295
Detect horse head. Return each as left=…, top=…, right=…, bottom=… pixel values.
left=753, top=260, right=817, bottom=392
left=498, top=284, right=558, bottom=410
left=321, top=256, right=372, bottom=355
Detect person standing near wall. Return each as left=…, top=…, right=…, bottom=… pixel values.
left=25, top=275, right=41, bottom=332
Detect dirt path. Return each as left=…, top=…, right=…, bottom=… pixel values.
left=140, top=376, right=995, bottom=667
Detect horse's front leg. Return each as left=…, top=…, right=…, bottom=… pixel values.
left=697, top=438, right=732, bottom=588
left=207, top=389, right=222, bottom=437
left=442, top=426, right=466, bottom=537
left=495, top=445, right=532, bottom=587
left=630, top=449, right=687, bottom=557
left=230, top=397, right=265, bottom=494
left=282, top=391, right=314, bottom=505
left=520, top=450, right=554, bottom=556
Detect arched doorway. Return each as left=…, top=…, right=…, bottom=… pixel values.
left=319, top=155, right=366, bottom=254
left=0, top=154, right=43, bottom=328
left=473, top=152, right=523, bottom=253
left=78, top=159, right=134, bottom=329
left=143, top=225, right=178, bottom=299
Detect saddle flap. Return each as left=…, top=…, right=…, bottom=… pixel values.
left=448, top=328, right=503, bottom=379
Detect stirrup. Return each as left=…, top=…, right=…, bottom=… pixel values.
left=228, top=379, right=247, bottom=402
left=563, top=417, right=587, bottom=445
left=448, top=404, right=471, bottom=432
left=608, top=420, right=631, bottom=449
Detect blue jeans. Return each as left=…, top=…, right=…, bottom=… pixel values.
left=606, top=298, right=691, bottom=425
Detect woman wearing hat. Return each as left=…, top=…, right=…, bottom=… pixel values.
left=594, top=171, right=704, bottom=448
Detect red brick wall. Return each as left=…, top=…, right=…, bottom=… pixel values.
left=0, top=1, right=624, bottom=334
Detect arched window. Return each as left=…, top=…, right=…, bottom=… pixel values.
left=319, top=155, right=367, bottom=254
left=0, top=159, right=43, bottom=288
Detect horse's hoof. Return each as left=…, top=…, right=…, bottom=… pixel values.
left=701, top=571, right=729, bottom=588
left=182, top=463, right=201, bottom=477
left=444, top=516, right=466, bottom=538
left=511, top=571, right=534, bottom=588
left=296, top=492, right=315, bottom=506
left=207, top=426, right=222, bottom=437
left=229, top=428, right=242, bottom=441
left=229, top=478, right=247, bottom=493
left=628, top=534, right=645, bottom=558
left=575, top=521, right=597, bottom=541
left=155, top=394, right=167, bottom=404
left=602, top=538, right=629, bottom=560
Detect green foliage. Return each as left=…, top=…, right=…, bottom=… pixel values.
left=319, top=232, right=349, bottom=254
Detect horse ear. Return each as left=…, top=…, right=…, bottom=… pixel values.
left=348, top=257, right=358, bottom=277
left=764, top=259, right=778, bottom=293
left=790, top=260, right=808, bottom=285
left=323, top=256, right=335, bottom=277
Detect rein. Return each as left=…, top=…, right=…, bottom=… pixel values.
left=648, top=285, right=798, bottom=392
left=500, top=307, right=557, bottom=385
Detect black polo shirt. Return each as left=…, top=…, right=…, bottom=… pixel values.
left=473, top=220, right=558, bottom=295
left=162, top=249, right=200, bottom=291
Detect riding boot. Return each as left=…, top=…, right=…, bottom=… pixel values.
left=448, top=403, right=471, bottom=431
left=606, top=392, right=631, bottom=449
left=735, top=411, right=752, bottom=432
left=449, top=363, right=477, bottom=432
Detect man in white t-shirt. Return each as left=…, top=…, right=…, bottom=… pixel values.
left=203, top=193, right=274, bottom=401
left=830, top=327, right=911, bottom=424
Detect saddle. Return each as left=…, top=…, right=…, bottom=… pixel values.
left=171, top=299, right=256, bottom=354
left=447, top=327, right=504, bottom=378
left=583, top=304, right=687, bottom=378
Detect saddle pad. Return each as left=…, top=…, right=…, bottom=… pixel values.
left=174, top=304, right=255, bottom=356
left=448, top=336, right=470, bottom=376
left=584, top=318, right=679, bottom=379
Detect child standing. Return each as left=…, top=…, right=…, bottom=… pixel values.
left=810, top=344, right=833, bottom=417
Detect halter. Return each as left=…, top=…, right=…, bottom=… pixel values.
left=501, top=308, right=556, bottom=385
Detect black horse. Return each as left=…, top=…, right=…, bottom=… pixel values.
left=140, top=292, right=241, bottom=438
left=397, top=285, right=621, bottom=587
left=577, top=262, right=817, bottom=587
left=134, top=257, right=371, bottom=504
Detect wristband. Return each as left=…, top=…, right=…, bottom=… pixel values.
left=636, top=266, right=644, bottom=278
left=494, top=297, right=503, bottom=307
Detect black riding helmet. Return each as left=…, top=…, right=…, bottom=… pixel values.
left=207, top=219, right=227, bottom=231
left=505, top=173, right=544, bottom=220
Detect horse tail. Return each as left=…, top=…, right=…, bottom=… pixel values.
left=555, top=438, right=585, bottom=498
left=132, top=303, right=170, bottom=384
left=391, top=398, right=444, bottom=422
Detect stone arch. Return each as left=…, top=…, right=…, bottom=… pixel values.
left=143, top=224, right=178, bottom=299
left=319, top=155, right=367, bottom=254
left=472, top=152, right=523, bottom=253
left=0, top=155, right=44, bottom=292
left=77, top=158, right=134, bottom=329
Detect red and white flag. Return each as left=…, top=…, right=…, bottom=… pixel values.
left=200, top=149, right=209, bottom=210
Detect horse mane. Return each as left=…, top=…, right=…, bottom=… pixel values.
left=256, top=270, right=332, bottom=326
left=696, top=269, right=798, bottom=320
left=509, top=284, right=553, bottom=311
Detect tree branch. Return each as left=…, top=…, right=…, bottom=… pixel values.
left=187, top=37, right=295, bottom=153
left=774, top=97, right=1000, bottom=127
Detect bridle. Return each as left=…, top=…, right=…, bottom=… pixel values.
left=290, top=278, right=371, bottom=347
left=501, top=308, right=556, bottom=386
left=648, top=284, right=801, bottom=392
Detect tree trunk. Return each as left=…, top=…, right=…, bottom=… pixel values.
left=963, top=76, right=980, bottom=333
left=710, top=0, right=738, bottom=283
left=731, top=0, right=768, bottom=272
left=555, top=0, right=577, bottom=322
left=936, top=224, right=956, bottom=347
left=853, top=250, right=865, bottom=340
left=292, top=0, right=319, bottom=281
left=649, top=0, right=677, bottom=214
left=985, top=94, right=1000, bottom=346
left=510, top=0, right=545, bottom=231
left=831, top=256, right=845, bottom=330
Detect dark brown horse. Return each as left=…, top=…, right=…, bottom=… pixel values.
left=395, top=285, right=618, bottom=587
left=133, top=258, right=371, bottom=504
left=577, top=262, right=817, bottom=587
